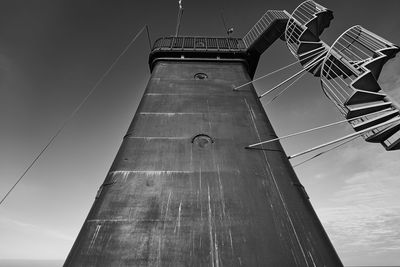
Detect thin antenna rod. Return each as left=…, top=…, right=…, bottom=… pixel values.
left=175, top=0, right=184, bottom=37
left=220, top=11, right=228, bottom=35
left=220, top=10, right=233, bottom=36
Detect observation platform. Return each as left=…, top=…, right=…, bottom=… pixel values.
left=148, top=10, right=290, bottom=77
left=148, top=36, right=257, bottom=77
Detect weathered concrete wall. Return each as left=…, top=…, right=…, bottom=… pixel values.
left=65, top=60, right=342, bottom=266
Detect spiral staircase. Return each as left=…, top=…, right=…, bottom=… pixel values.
left=243, top=0, right=400, bottom=151
left=285, top=0, right=333, bottom=77
left=283, top=1, right=400, bottom=151
left=320, top=26, right=400, bottom=151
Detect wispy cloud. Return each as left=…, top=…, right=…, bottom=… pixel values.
left=321, top=206, right=400, bottom=255
left=0, top=217, right=74, bottom=241
left=316, top=140, right=400, bottom=265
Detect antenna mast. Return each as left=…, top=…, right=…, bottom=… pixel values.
left=220, top=11, right=234, bottom=36
left=175, top=0, right=184, bottom=37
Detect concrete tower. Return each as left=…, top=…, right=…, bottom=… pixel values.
left=65, top=4, right=345, bottom=267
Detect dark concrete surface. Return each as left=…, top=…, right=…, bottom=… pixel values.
left=65, top=60, right=342, bottom=266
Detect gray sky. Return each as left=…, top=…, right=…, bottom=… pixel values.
left=0, top=0, right=399, bottom=266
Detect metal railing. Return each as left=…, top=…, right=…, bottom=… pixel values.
left=320, top=25, right=400, bottom=147
left=320, top=26, right=398, bottom=113
left=285, top=0, right=329, bottom=57
left=242, top=10, right=289, bottom=48
left=151, top=37, right=246, bottom=52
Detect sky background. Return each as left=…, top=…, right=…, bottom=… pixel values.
left=0, top=0, right=399, bottom=266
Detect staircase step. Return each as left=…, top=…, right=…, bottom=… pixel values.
left=346, top=90, right=387, bottom=105
left=353, top=110, right=399, bottom=131
left=386, top=139, right=400, bottom=150
left=302, top=52, right=326, bottom=74
left=351, top=71, right=382, bottom=92
left=346, top=102, right=393, bottom=118
left=310, top=63, right=323, bottom=77
left=308, top=56, right=324, bottom=68
left=316, top=10, right=333, bottom=36
left=366, top=121, right=400, bottom=143
left=382, top=130, right=400, bottom=150
left=378, top=46, right=400, bottom=59
left=305, top=20, right=318, bottom=39
left=302, top=9, right=334, bottom=37
left=299, top=28, right=320, bottom=42
left=363, top=56, right=386, bottom=80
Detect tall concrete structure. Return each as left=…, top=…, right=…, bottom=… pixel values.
left=65, top=39, right=342, bottom=266
left=65, top=1, right=399, bottom=266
